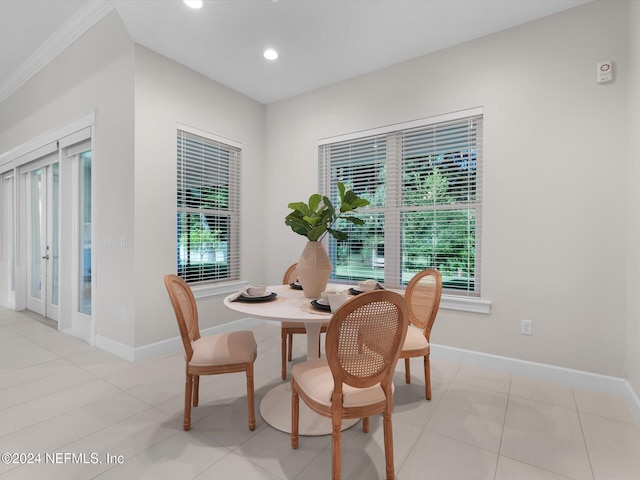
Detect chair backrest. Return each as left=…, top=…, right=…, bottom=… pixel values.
left=325, top=290, right=408, bottom=393
left=282, top=263, right=298, bottom=285
left=164, top=274, right=200, bottom=360
left=405, top=269, right=442, bottom=338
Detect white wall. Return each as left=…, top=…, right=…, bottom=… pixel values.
left=626, top=0, right=640, bottom=396
left=0, top=10, right=136, bottom=347
left=0, top=0, right=636, bottom=387
left=264, top=0, right=629, bottom=377
left=133, top=46, right=266, bottom=347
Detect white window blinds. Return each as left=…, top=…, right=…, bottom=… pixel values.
left=177, top=129, right=241, bottom=284
left=319, top=108, right=482, bottom=296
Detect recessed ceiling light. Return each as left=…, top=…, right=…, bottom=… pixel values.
left=264, top=48, right=279, bottom=60
left=184, top=0, right=203, bottom=9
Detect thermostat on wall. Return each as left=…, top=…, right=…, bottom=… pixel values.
left=597, top=61, right=613, bottom=83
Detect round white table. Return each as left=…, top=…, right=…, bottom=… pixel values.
left=224, top=283, right=359, bottom=435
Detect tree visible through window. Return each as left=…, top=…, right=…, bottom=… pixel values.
left=319, top=110, right=482, bottom=296
left=177, top=129, right=240, bottom=284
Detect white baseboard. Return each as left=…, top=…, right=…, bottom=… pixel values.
left=431, top=343, right=640, bottom=425
left=95, top=334, right=135, bottom=362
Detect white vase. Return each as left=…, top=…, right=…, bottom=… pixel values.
left=296, top=241, right=333, bottom=299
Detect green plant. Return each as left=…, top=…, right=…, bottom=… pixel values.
left=285, top=182, right=370, bottom=242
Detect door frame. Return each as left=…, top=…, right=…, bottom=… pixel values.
left=3, top=114, right=96, bottom=344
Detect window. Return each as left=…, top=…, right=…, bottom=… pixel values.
left=319, top=108, right=482, bottom=296
left=78, top=151, right=91, bottom=314
left=177, top=128, right=241, bottom=284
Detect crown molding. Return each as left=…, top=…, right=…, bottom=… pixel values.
left=0, top=0, right=115, bottom=104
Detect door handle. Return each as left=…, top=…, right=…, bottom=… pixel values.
left=42, top=255, right=49, bottom=260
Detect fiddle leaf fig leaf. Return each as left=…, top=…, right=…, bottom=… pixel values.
left=350, top=197, right=370, bottom=208
left=308, top=224, right=327, bottom=242
left=288, top=202, right=312, bottom=217
left=343, top=216, right=365, bottom=226
left=327, top=228, right=348, bottom=241
left=308, top=193, right=322, bottom=212
left=286, top=183, right=369, bottom=241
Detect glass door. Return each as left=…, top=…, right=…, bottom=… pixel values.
left=25, top=163, right=60, bottom=321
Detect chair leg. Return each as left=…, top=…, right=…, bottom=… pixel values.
left=281, top=329, right=288, bottom=380
left=362, top=416, right=370, bottom=433
left=246, top=363, right=256, bottom=431
left=404, top=358, right=411, bottom=384
left=424, top=354, right=431, bottom=400
left=383, top=411, right=395, bottom=480
left=287, top=333, right=293, bottom=361
left=291, top=378, right=299, bottom=449
left=184, top=373, right=193, bottom=431
left=332, top=413, right=342, bottom=480
left=192, top=375, right=199, bottom=407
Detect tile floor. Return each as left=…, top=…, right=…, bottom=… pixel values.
left=0, top=307, right=639, bottom=480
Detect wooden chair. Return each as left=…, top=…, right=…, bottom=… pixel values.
left=291, top=290, right=408, bottom=480
left=280, top=263, right=328, bottom=379
left=399, top=268, right=442, bottom=400
left=163, top=274, right=257, bottom=431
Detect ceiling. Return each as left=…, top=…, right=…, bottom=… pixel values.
left=1, top=0, right=593, bottom=105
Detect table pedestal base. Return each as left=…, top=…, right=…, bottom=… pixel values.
left=260, top=383, right=359, bottom=436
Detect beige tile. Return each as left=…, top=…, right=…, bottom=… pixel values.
left=297, top=414, right=422, bottom=480
left=0, top=358, right=83, bottom=390
left=496, top=456, right=573, bottom=480
left=573, top=386, right=636, bottom=424
left=0, top=349, right=60, bottom=375
left=393, top=383, right=445, bottom=428
left=394, top=357, right=461, bottom=393
left=426, top=357, right=462, bottom=388
left=104, top=354, right=183, bottom=390
left=454, top=363, right=512, bottom=394
left=90, top=430, right=230, bottom=480
left=151, top=371, right=276, bottom=428
left=0, top=342, right=47, bottom=362
left=510, top=375, right=576, bottom=410
left=65, top=348, right=134, bottom=377
left=0, top=310, right=639, bottom=480
left=195, top=452, right=282, bottom=480
left=398, top=430, right=498, bottom=480
left=580, top=411, right=640, bottom=479
left=426, top=381, right=508, bottom=452
left=0, top=366, right=95, bottom=410
left=0, top=379, right=121, bottom=436
left=126, top=370, right=186, bottom=406
left=0, top=311, right=30, bottom=324
left=0, top=335, right=36, bottom=352
left=253, top=348, right=286, bottom=379
left=31, top=330, right=89, bottom=350
left=236, top=423, right=331, bottom=479
left=6, top=321, right=62, bottom=343
left=501, top=396, right=593, bottom=480
left=13, top=408, right=178, bottom=480
left=0, top=391, right=149, bottom=476
left=48, top=340, right=96, bottom=358
left=194, top=397, right=267, bottom=449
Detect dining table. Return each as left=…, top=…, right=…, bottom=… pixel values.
left=224, top=282, right=360, bottom=435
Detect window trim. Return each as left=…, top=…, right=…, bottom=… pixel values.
left=176, top=124, right=241, bottom=286
left=319, top=107, right=484, bottom=299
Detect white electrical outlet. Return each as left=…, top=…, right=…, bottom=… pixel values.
left=521, top=319, right=532, bottom=335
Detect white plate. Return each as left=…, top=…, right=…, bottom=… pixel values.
left=243, top=291, right=271, bottom=298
